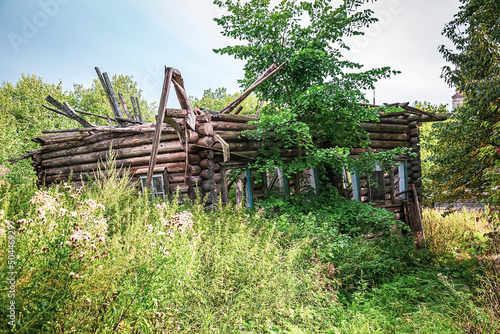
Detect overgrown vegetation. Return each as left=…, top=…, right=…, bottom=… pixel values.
left=1, top=162, right=499, bottom=332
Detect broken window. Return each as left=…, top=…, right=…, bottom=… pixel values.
left=140, top=174, right=166, bottom=199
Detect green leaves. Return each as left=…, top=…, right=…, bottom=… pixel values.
left=213, top=0, right=401, bottom=179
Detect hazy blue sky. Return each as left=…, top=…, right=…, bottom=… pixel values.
left=0, top=0, right=461, bottom=109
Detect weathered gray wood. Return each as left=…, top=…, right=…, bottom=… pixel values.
left=102, top=72, right=125, bottom=122
left=130, top=96, right=140, bottom=122
left=44, top=96, right=96, bottom=128
left=95, top=67, right=127, bottom=127
left=135, top=97, right=144, bottom=123
left=118, top=92, right=132, bottom=120
left=235, top=178, right=243, bottom=206
left=146, top=66, right=174, bottom=191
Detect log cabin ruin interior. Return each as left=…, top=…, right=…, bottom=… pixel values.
left=11, top=65, right=448, bottom=235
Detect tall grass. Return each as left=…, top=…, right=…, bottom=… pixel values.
left=0, top=165, right=339, bottom=333
left=422, top=207, right=500, bottom=332
left=422, top=208, right=493, bottom=255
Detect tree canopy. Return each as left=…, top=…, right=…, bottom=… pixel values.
left=213, top=0, right=404, bottom=177
left=424, top=0, right=500, bottom=204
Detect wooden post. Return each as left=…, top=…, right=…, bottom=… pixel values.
left=221, top=166, right=229, bottom=204
left=236, top=178, right=243, bottom=206
left=146, top=67, right=174, bottom=191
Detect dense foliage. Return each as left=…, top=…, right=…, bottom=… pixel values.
left=213, top=0, right=404, bottom=177
left=425, top=0, right=500, bottom=204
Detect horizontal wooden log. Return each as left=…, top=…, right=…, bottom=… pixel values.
left=165, top=108, right=187, bottom=118
left=40, top=132, right=182, bottom=160
left=189, top=154, right=201, bottom=165
left=212, top=141, right=262, bottom=151
left=407, top=115, right=447, bottom=122
left=34, top=132, right=91, bottom=145
left=197, top=114, right=211, bottom=123
left=376, top=118, right=410, bottom=125
left=368, top=140, right=410, bottom=149
left=168, top=173, right=185, bottom=183
left=360, top=123, right=409, bottom=134
left=211, top=121, right=258, bottom=131
left=214, top=130, right=251, bottom=142
left=44, top=154, right=187, bottom=176
left=200, top=172, right=222, bottom=182
left=410, top=137, right=419, bottom=144
left=41, top=140, right=186, bottom=168
left=209, top=113, right=258, bottom=123
left=201, top=180, right=219, bottom=192
left=368, top=132, right=408, bottom=141
left=409, top=128, right=420, bottom=137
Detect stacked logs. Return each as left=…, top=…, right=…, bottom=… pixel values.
left=30, top=122, right=193, bottom=188
left=17, top=102, right=438, bottom=221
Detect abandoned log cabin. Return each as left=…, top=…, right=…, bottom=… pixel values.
left=12, top=65, right=447, bottom=229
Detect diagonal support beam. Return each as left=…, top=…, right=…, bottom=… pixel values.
left=145, top=66, right=174, bottom=191
left=171, top=69, right=196, bottom=131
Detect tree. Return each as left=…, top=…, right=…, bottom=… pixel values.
left=213, top=0, right=403, bottom=178
left=424, top=0, right=500, bottom=204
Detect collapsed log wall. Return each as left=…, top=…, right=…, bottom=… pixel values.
left=29, top=108, right=433, bottom=225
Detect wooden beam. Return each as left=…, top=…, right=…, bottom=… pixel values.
left=146, top=66, right=174, bottom=191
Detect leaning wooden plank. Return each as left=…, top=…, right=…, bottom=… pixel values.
left=130, top=96, right=140, bottom=122
left=146, top=66, right=174, bottom=191
left=8, top=149, right=42, bottom=164
left=220, top=63, right=283, bottom=114
left=95, top=67, right=127, bottom=127
left=135, top=97, right=144, bottom=123
left=171, top=73, right=196, bottom=131
left=44, top=96, right=96, bottom=128
left=102, top=72, right=125, bottom=121
left=118, top=92, right=132, bottom=120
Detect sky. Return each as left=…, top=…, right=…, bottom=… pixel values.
left=0, top=0, right=461, bottom=110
